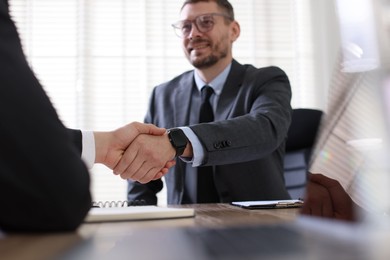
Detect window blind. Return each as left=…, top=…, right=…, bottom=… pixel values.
left=9, top=0, right=319, bottom=205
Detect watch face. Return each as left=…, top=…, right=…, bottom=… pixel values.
left=169, top=129, right=187, bottom=156
left=171, top=129, right=187, bottom=147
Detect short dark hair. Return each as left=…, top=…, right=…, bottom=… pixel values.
left=181, top=0, right=235, bottom=20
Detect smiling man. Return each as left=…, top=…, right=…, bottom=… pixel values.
left=121, top=0, right=293, bottom=205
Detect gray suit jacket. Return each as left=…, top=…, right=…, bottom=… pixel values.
left=128, top=59, right=292, bottom=204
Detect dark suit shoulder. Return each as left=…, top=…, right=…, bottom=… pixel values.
left=243, top=64, right=288, bottom=79
left=154, top=70, right=194, bottom=92
left=228, top=60, right=289, bottom=86
left=240, top=64, right=290, bottom=89
left=0, top=0, right=9, bottom=16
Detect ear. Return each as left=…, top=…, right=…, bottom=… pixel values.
left=230, top=21, right=241, bottom=42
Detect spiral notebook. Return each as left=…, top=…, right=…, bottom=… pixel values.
left=85, top=200, right=195, bottom=223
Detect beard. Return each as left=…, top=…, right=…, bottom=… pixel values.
left=186, top=37, right=229, bottom=69
left=191, top=53, right=223, bottom=69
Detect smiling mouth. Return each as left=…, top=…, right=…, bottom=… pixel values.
left=189, top=39, right=211, bottom=51
left=189, top=44, right=209, bottom=52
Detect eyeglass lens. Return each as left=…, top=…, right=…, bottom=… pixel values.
left=179, top=14, right=215, bottom=37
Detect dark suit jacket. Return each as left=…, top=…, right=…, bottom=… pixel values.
left=128, top=59, right=292, bottom=204
left=0, top=0, right=91, bottom=232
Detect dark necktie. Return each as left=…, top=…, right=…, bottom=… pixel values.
left=197, top=86, right=219, bottom=203
left=199, top=86, right=214, bottom=123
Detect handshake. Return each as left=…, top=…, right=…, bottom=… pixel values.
left=94, top=122, right=186, bottom=184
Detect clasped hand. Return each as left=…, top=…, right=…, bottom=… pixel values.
left=300, top=173, right=357, bottom=221
left=94, top=122, right=177, bottom=183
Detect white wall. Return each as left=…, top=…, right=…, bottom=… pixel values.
left=310, top=0, right=341, bottom=111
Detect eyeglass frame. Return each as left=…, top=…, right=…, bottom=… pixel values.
left=171, top=12, right=234, bottom=38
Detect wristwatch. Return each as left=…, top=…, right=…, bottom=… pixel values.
left=167, top=128, right=188, bottom=157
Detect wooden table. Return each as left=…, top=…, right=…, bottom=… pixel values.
left=0, top=204, right=300, bottom=260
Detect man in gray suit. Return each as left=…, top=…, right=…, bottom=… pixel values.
left=116, top=0, right=292, bottom=204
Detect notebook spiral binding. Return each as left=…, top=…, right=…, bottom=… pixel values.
left=91, top=200, right=146, bottom=208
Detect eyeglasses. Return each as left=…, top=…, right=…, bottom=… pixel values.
left=172, top=13, right=233, bottom=38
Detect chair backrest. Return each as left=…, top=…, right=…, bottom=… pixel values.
left=284, top=108, right=323, bottom=199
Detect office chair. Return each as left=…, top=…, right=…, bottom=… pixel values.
left=284, top=108, right=323, bottom=199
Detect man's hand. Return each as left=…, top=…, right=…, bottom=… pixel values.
left=300, top=173, right=357, bottom=221
left=94, top=122, right=174, bottom=180
left=113, top=133, right=177, bottom=183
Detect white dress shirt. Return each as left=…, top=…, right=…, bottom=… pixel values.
left=81, top=130, right=95, bottom=169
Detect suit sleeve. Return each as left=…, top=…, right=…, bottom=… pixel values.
left=190, top=66, right=292, bottom=165
left=0, top=2, right=91, bottom=232
left=67, top=128, right=83, bottom=156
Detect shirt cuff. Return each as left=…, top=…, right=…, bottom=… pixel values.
left=180, top=127, right=205, bottom=167
left=81, top=130, right=95, bottom=169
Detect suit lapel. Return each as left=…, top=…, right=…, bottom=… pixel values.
left=174, top=72, right=194, bottom=127
left=215, top=60, right=246, bottom=120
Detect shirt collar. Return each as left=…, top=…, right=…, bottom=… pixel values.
left=194, top=62, right=232, bottom=96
